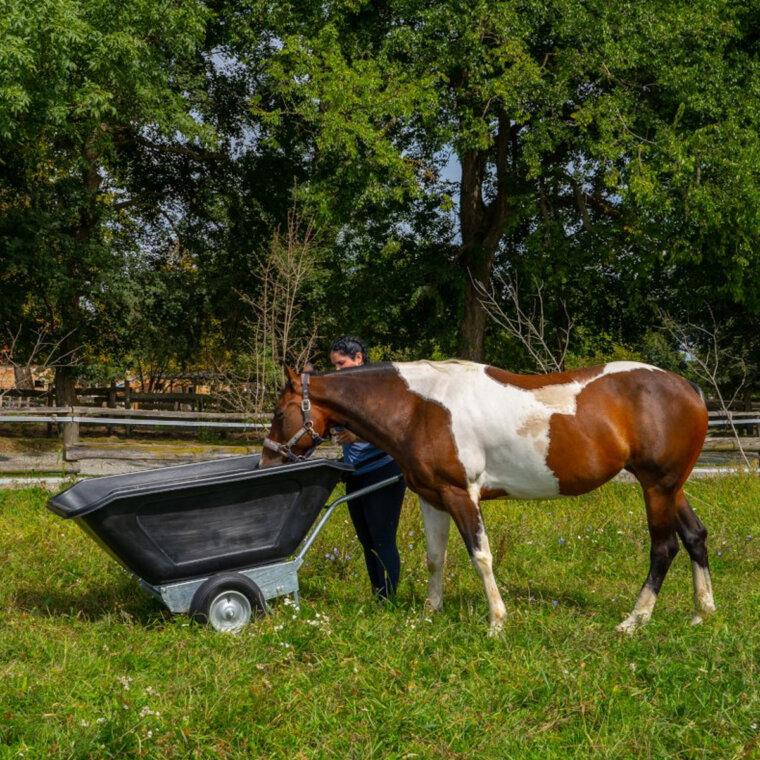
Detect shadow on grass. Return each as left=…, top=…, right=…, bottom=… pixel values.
left=505, top=583, right=604, bottom=611
left=10, top=582, right=171, bottom=627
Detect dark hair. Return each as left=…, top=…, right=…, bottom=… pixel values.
left=329, top=335, right=370, bottom=364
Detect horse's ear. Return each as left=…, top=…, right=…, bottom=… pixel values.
left=283, top=364, right=301, bottom=388
left=302, top=361, right=315, bottom=374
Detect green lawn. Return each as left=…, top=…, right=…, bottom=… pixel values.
left=1, top=476, right=759, bottom=759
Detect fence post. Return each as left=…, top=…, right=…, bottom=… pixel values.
left=46, top=391, right=54, bottom=437
left=107, top=380, right=117, bottom=436
left=62, top=408, right=79, bottom=462
left=124, top=384, right=132, bottom=437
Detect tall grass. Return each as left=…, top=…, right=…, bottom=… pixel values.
left=1, top=477, right=759, bottom=759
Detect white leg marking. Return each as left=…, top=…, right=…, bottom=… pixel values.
left=616, top=586, right=658, bottom=635
left=471, top=526, right=508, bottom=636
left=466, top=485, right=507, bottom=636
left=419, top=499, right=450, bottom=612
left=691, top=562, right=716, bottom=625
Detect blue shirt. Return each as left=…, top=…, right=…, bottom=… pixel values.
left=342, top=441, right=393, bottom=475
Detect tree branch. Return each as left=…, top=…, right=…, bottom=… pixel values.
left=660, top=308, right=753, bottom=470
left=473, top=272, right=574, bottom=373
left=133, top=135, right=226, bottom=162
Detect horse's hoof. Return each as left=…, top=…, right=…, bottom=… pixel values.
left=424, top=598, right=443, bottom=614
left=692, top=598, right=716, bottom=625
left=616, top=615, right=645, bottom=635
left=487, top=619, right=506, bottom=637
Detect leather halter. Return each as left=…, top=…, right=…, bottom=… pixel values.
left=262, top=373, right=329, bottom=462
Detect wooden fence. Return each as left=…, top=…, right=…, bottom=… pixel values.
left=0, top=404, right=757, bottom=475
left=0, top=406, right=274, bottom=474
left=0, top=385, right=222, bottom=412
left=703, top=411, right=760, bottom=452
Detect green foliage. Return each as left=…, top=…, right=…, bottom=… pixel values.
left=1, top=476, right=759, bottom=757
left=253, top=0, right=760, bottom=369
left=2, top=0, right=760, bottom=383
left=0, top=0, right=216, bottom=382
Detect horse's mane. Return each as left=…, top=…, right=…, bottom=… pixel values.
left=306, top=362, right=394, bottom=378
left=310, top=359, right=485, bottom=378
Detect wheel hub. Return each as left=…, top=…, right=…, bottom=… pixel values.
left=208, top=590, right=252, bottom=633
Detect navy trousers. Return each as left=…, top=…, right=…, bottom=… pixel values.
left=345, top=459, right=406, bottom=599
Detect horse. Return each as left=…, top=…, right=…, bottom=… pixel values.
left=260, top=359, right=714, bottom=635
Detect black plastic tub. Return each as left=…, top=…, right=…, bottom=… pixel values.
left=47, top=455, right=353, bottom=585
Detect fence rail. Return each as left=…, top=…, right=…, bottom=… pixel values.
left=0, top=406, right=270, bottom=429
left=0, top=385, right=234, bottom=412
left=0, top=406, right=757, bottom=473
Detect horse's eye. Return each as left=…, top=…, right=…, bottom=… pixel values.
left=273, top=410, right=284, bottom=420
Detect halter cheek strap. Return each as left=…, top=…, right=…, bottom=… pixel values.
left=263, top=373, right=330, bottom=462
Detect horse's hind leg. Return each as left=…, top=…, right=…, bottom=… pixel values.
left=675, top=489, right=716, bottom=625
left=617, top=484, right=680, bottom=634
left=420, top=498, right=451, bottom=612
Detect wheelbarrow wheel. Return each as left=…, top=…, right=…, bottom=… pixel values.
left=190, top=573, right=266, bottom=633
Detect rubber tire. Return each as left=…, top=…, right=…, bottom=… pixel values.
left=190, top=573, right=267, bottom=632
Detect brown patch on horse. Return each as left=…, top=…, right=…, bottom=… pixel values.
left=309, top=367, right=469, bottom=506
left=400, top=397, right=470, bottom=505
left=546, top=393, right=630, bottom=496
left=479, top=486, right=510, bottom=500
left=485, top=365, right=604, bottom=389
left=546, top=369, right=707, bottom=496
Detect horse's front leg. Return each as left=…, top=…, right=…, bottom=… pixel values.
left=419, top=498, right=450, bottom=612
left=442, top=485, right=507, bottom=636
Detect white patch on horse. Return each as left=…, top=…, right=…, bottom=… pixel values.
left=419, top=498, right=450, bottom=611
left=616, top=586, right=658, bottom=634
left=471, top=518, right=507, bottom=635
left=531, top=383, right=580, bottom=415
left=601, top=361, right=663, bottom=376
left=691, top=562, right=716, bottom=625
left=394, top=360, right=664, bottom=500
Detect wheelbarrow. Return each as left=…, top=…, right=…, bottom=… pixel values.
left=47, top=455, right=401, bottom=632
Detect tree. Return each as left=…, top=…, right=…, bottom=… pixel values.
left=4, top=0, right=759, bottom=388
left=0, top=0, right=220, bottom=400
left=254, top=0, right=760, bottom=361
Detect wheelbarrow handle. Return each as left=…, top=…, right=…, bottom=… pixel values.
left=295, top=474, right=404, bottom=562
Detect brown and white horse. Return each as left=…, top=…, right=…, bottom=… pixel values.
left=260, top=360, right=714, bottom=635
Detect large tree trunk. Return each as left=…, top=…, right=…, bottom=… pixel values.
left=54, top=365, right=78, bottom=406
left=54, top=130, right=102, bottom=458
left=458, top=242, right=496, bottom=361
left=456, top=112, right=514, bottom=361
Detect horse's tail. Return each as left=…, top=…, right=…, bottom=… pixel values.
left=688, top=379, right=706, bottom=406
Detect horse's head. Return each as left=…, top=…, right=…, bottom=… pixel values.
left=260, top=365, right=332, bottom=467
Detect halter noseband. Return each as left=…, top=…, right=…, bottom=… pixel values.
left=262, top=373, right=330, bottom=463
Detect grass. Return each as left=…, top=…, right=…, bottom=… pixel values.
left=1, top=476, right=759, bottom=759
